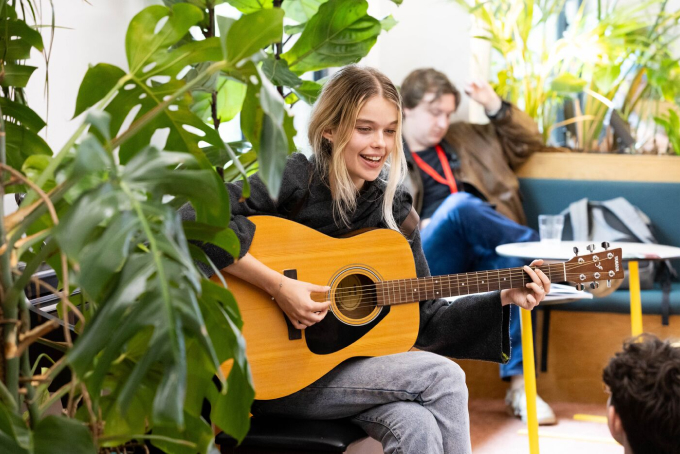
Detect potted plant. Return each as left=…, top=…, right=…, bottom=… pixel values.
left=0, top=0, right=398, bottom=452
left=453, top=0, right=680, bottom=154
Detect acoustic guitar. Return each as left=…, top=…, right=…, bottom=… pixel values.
left=213, top=216, right=624, bottom=400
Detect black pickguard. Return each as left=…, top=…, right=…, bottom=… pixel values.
left=305, top=306, right=391, bottom=355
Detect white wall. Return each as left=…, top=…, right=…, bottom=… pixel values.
left=361, top=0, right=478, bottom=122
left=25, top=0, right=157, bottom=150
left=3, top=0, right=154, bottom=215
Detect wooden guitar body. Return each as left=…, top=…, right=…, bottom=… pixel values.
left=213, top=216, right=420, bottom=400
left=212, top=216, right=625, bottom=400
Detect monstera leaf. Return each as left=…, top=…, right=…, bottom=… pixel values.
left=282, top=0, right=381, bottom=74
left=73, top=4, right=225, bottom=166
left=283, top=0, right=328, bottom=23
left=239, top=62, right=296, bottom=197
left=59, top=142, right=248, bottom=434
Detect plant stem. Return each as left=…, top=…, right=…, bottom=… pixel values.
left=273, top=0, right=284, bottom=97
left=0, top=103, right=20, bottom=406
left=207, top=6, right=221, bottom=131
left=22, top=75, right=132, bottom=207
left=0, top=378, right=17, bottom=412
left=4, top=239, right=56, bottom=313
left=20, top=295, right=40, bottom=427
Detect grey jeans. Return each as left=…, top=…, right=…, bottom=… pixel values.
left=251, top=351, right=472, bottom=454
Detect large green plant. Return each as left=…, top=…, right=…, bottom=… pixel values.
left=0, top=1, right=397, bottom=453
left=453, top=0, right=680, bottom=152
left=568, top=0, right=680, bottom=152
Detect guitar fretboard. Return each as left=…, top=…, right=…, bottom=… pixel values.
left=374, top=263, right=565, bottom=306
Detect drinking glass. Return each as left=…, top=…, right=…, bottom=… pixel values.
left=538, top=214, right=564, bottom=243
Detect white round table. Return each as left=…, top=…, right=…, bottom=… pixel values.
left=496, top=240, right=680, bottom=262
left=497, top=240, right=680, bottom=335
left=495, top=240, right=680, bottom=454
left=497, top=241, right=680, bottom=336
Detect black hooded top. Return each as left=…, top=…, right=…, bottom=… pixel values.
left=180, top=152, right=510, bottom=363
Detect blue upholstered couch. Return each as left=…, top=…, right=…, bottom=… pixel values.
left=519, top=178, right=680, bottom=318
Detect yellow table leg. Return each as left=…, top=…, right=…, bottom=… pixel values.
left=520, top=308, right=540, bottom=454
left=628, top=261, right=643, bottom=336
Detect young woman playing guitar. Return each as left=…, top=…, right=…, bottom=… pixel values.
left=181, top=65, right=551, bottom=453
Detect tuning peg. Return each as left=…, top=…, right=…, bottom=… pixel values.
left=601, top=241, right=610, bottom=250
left=587, top=244, right=596, bottom=253
left=590, top=282, right=599, bottom=289
left=573, top=246, right=579, bottom=256
left=575, top=283, right=585, bottom=291
left=606, top=280, right=612, bottom=288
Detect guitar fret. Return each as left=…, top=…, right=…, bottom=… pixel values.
left=422, top=277, right=427, bottom=300
left=398, top=278, right=403, bottom=304
left=390, top=282, right=397, bottom=301
left=382, top=261, right=595, bottom=306
left=425, top=276, right=429, bottom=300
left=412, top=278, right=418, bottom=300
left=431, top=276, right=436, bottom=299
left=383, top=281, right=387, bottom=306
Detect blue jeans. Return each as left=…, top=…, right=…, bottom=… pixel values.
left=421, top=193, right=539, bottom=379
left=253, top=351, right=472, bottom=453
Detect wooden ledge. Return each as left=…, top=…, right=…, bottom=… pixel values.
left=516, top=152, right=680, bottom=183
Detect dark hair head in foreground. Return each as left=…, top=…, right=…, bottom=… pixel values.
left=602, top=333, right=680, bottom=454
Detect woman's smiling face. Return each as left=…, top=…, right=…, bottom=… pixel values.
left=327, top=95, right=399, bottom=190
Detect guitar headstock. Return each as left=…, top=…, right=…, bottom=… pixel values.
left=563, top=244, right=625, bottom=290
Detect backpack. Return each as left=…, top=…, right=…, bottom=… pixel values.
left=560, top=197, right=676, bottom=324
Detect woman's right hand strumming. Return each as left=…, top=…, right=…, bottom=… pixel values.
left=273, top=276, right=331, bottom=330
left=224, top=252, right=331, bottom=330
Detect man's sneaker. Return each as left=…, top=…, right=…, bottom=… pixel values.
left=505, top=388, right=557, bottom=425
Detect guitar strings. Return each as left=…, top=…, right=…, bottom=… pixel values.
left=305, top=258, right=617, bottom=308
left=314, top=260, right=613, bottom=303
left=313, top=258, right=613, bottom=300
left=312, top=269, right=609, bottom=309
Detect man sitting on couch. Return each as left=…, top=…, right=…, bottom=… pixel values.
left=401, top=68, right=556, bottom=424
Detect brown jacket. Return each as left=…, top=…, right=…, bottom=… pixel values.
left=405, top=102, right=544, bottom=225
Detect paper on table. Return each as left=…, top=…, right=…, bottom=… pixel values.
left=443, top=283, right=593, bottom=303
left=543, top=283, right=594, bottom=302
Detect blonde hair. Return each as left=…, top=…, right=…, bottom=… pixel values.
left=308, top=66, right=407, bottom=232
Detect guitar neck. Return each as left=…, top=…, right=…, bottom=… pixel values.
left=376, top=263, right=566, bottom=306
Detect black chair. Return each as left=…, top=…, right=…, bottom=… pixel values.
left=215, top=416, right=369, bottom=454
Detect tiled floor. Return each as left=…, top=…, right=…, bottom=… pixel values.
left=470, top=400, right=623, bottom=453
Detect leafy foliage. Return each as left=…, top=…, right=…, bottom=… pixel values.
left=654, top=109, right=680, bottom=155
left=282, top=0, right=381, bottom=74
left=1, top=0, right=398, bottom=453
left=455, top=0, right=680, bottom=152
left=0, top=3, right=51, bottom=175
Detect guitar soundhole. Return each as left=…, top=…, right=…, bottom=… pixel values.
left=335, top=274, right=377, bottom=320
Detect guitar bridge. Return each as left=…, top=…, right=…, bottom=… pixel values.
left=283, top=269, right=302, bottom=340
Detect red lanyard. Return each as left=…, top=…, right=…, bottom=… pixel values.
left=411, top=145, right=458, bottom=194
